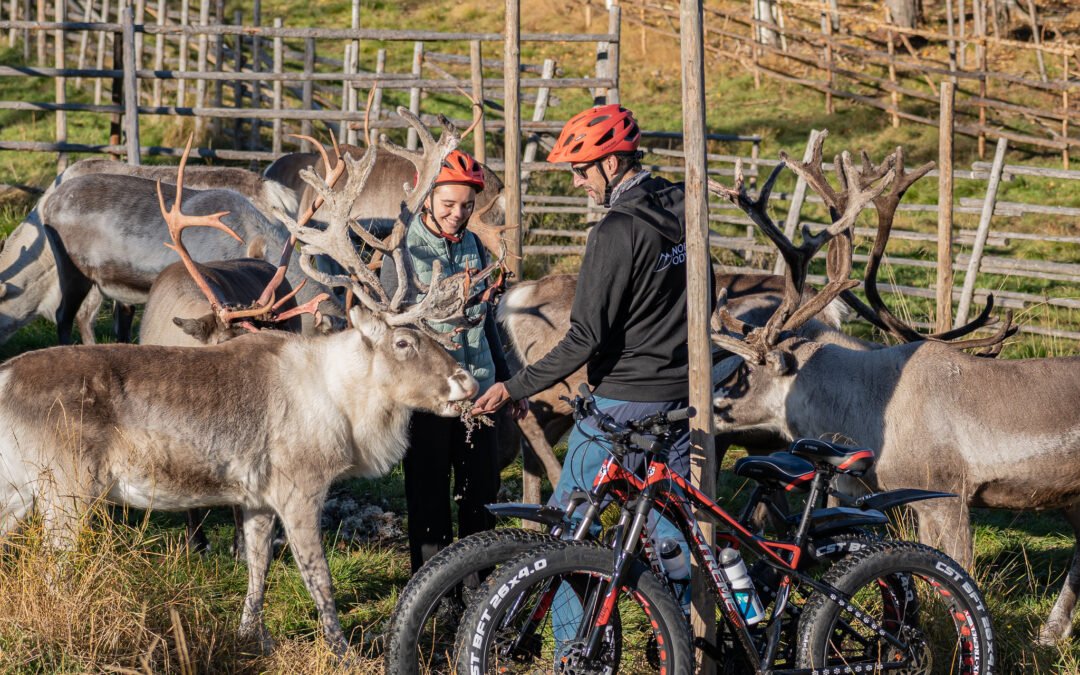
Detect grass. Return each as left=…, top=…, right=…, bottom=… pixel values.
left=1, top=0, right=1080, bottom=671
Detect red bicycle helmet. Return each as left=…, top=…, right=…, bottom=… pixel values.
left=434, top=150, right=485, bottom=190
left=547, top=104, right=640, bottom=164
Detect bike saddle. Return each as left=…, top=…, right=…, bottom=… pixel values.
left=734, top=452, right=816, bottom=493
left=789, top=438, right=875, bottom=475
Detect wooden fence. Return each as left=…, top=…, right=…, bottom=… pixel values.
left=524, top=127, right=1080, bottom=341
left=612, top=0, right=1079, bottom=168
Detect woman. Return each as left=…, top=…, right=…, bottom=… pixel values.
left=381, top=149, right=525, bottom=573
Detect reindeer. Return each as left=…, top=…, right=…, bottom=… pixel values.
left=0, top=109, right=498, bottom=659
left=37, top=172, right=341, bottom=345
left=1, top=160, right=297, bottom=345
left=707, top=134, right=1080, bottom=645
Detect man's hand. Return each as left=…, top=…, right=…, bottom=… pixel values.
left=473, top=382, right=513, bottom=416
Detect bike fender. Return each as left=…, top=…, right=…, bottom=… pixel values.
left=808, top=506, right=889, bottom=537
left=855, top=488, right=957, bottom=512
left=485, top=503, right=570, bottom=529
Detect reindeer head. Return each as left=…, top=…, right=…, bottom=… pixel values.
left=709, top=132, right=1015, bottom=435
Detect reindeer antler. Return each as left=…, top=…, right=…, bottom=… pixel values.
left=842, top=146, right=1017, bottom=353
left=708, top=133, right=893, bottom=362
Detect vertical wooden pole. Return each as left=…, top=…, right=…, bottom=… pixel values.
left=249, top=0, right=262, bottom=150
left=406, top=41, right=424, bottom=150
left=521, top=58, right=555, bottom=193
left=505, top=0, right=523, bottom=282
left=822, top=5, right=834, bottom=114
left=957, top=0, right=966, bottom=69
left=640, top=3, right=646, bottom=55
left=680, top=1, right=716, bottom=670
left=122, top=5, right=140, bottom=165
left=936, top=81, right=955, bottom=334
left=176, top=0, right=189, bottom=108
left=74, top=0, right=93, bottom=90
left=134, top=0, right=145, bottom=91
left=6, top=0, right=15, bottom=47
left=35, top=0, right=44, bottom=66
left=469, top=39, right=486, bottom=163
left=594, top=17, right=609, bottom=103
left=21, top=0, right=30, bottom=62
left=232, top=9, right=243, bottom=149
left=194, top=0, right=209, bottom=137
left=775, top=129, right=822, bottom=275
left=885, top=7, right=899, bottom=128
left=340, top=42, right=353, bottom=145
left=301, top=36, right=314, bottom=149
left=945, top=0, right=957, bottom=81
left=53, top=0, right=67, bottom=172
left=372, top=47, right=386, bottom=124
left=1024, top=0, right=1047, bottom=83
left=152, top=0, right=165, bottom=107
left=95, top=0, right=112, bottom=106
left=272, top=17, right=282, bottom=155
left=606, top=5, right=620, bottom=104
left=975, top=0, right=986, bottom=158
left=956, top=137, right=1006, bottom=326
left=210, top=0, right=224, bottom=137
left=1063, top=54, right=1070, bottom=170
left=346, top=0, right=359, bottom=145
left=109, top=10, right=122, bottom=158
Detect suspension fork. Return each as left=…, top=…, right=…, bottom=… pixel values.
left=579, top=485, right=656, bottom=661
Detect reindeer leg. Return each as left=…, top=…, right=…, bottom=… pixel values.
left=1038, top=505, right=1080, bottom=645
left=912, top=498, right=973, bottom=569
left=518, top=409, right=562, bottom=486
left=74, top=286, right=103, bottom=345
left=277, top=494, right=350, bottom=659
left=237, top=507, right=275, bottom=654
left=184, top=508, right=212, bottom=555
left=111, top=301, right=136, bottom=343
left=43, top=225, right=93, bottom=346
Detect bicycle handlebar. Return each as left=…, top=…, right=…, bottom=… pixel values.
left=567, top=384, right=697, bottom=454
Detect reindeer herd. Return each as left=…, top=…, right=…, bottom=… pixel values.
left=0, top=114, right=1078, bottom=661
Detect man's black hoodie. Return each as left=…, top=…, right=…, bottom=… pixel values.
left=505, top=175, right=697, bottom=403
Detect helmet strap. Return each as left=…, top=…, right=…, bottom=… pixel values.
left=421, top=205, right=464, bottom=244
left=599, top=157, right=634, bottom=208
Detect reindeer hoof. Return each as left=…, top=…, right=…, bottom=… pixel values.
left=238, top=623, right=275, bottom=655
left=1037, top=619, right=1072, bottom=647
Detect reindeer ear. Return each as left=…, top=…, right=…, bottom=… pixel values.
left=348, top=305, right=387, bottom=342
left=765, top=349, right=796, bottom=376
left=173, top=314, right=218, bottom=343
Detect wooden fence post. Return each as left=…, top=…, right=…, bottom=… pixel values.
left=406, top=40, right=424, bottom=150
left=340, top=41, right=353, bottom=145
left=975, top=0, right=987, bottom=158
left=956, top=137, right=1006, bottom=326
left=504, top=0, right=522, bottom=283
left=35, top=0, right=44, bottom=67
left=885, top=7, right=899, bottom=128
left=1063, top=54, right=1070, bottom=170
left=95, top=0, right=112, bottom=106
left=194, top=0, right=209, bottom=137
left=122, top=5, right=141, bottom=165
left=301, top=36, right=314, bottom=149
left=521, top=58, right=555, bottom=193
left=1024, top=0, right=1047, bottom=83
left=594, top=15, right=609, bottom=103
left=372, top=47, right=386, bottom=124
left=74, top=0, right=93, bottom=90
left=680, top=1, right=717, bottom=671
left=945, top=0, right=957, bottom=81
left=957, top=0, right=966, bottom=69
left=271, top=16, right=282, bottom=154
left=134, top=0, right=145, bottom=91
left=248, top=0, right=262, bottom=151
left=346, top=0, right=359, bottom=145
left=821, top=5, right=834, bottom=114
left=775, top=129, right=822, bottom=275
left=211, top=0, right=224, bottom=137
left=936, top=81, right=955, bottom=333
left=6, top=0, right=15, bottom=47
left=232, top=9, right=243, bottom=149
left=21, top=0, right=29, bottom=62
left=176, top=0, right=189, bottom=109
left=53, top=0, right=67, bottom=172
left=606, top=5, right=620, bottom=104
left=152, top=0, right=165, bottom=107
left=109, top=10, right=122, bottom=158
left=469, top=39, right=486, bottom=163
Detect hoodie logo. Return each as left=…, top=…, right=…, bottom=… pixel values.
left=653, top=242, right=687, bottom=272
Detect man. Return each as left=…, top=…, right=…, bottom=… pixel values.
left=473, top=104, right=702, bottom=569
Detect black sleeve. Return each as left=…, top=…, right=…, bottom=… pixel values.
left=504, top=219, right=633, bottom=401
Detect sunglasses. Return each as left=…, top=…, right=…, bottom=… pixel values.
left=570, top=161, right=598, bottom=179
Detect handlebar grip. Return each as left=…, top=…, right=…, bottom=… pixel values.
left=665, top=406, right=697, bottom=423
left=629, top=433, right=661, bottom=454
left=578, top=383, right=594, bottom=400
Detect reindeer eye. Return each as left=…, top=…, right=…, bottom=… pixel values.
left=395, top=339, right=409, bottom=349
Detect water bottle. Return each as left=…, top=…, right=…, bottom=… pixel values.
left=658, top=538, right=691, bottom=614
left=720, top=547, right=765, bottom=625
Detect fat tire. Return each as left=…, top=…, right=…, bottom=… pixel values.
left=456, top=540, right=692, bottom=674
left=385, top=528, right=557, bottom=675
left=796, top=540, right=996, bottom=674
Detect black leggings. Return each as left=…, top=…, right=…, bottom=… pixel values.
left=403, top=411, right=500, bottom=574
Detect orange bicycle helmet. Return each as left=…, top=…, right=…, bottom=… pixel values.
left=547, top=104, right=640, bottom=164
left=434, top=150, right=485, bottom=190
